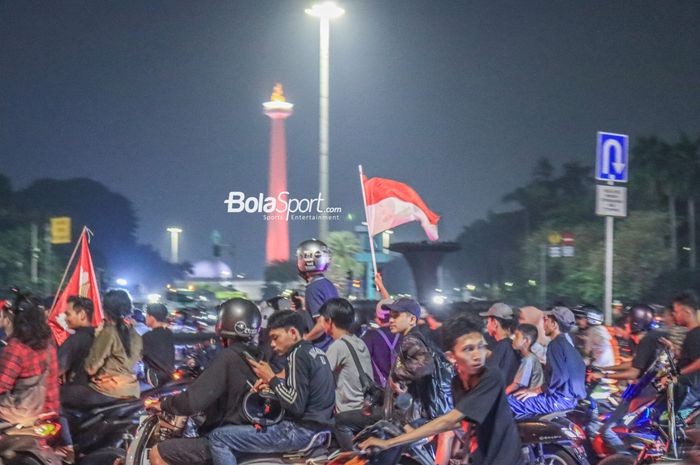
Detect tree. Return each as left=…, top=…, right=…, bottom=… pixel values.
left=326, top=231, right=363, bottom=296
left=522, top=211, right=672, bottom=304
left=0, top=226, right=62, bottom=294
left=675, top=133, right=700, bottom=270
left=633, top=136, right=685, bottom=269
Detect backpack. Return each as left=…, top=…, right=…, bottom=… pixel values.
left=413, top=330, right=454, bottom=418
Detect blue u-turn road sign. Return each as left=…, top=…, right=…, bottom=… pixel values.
left=596, top=132, right=629, bottom=182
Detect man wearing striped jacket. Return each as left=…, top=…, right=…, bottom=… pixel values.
left=209, top=310, right=335, bottom=465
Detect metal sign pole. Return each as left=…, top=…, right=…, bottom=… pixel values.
left=596, top=132, right=629, bottom=325
left=604, top=215, right=614, bottom=325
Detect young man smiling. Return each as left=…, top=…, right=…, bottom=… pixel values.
left=360, top=315, right=523, bottom=465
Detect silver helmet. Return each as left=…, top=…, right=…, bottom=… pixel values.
left=296, top=239, right=331, bottom=275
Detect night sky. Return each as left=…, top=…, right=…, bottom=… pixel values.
left=2, top=0, right=699, bottom=278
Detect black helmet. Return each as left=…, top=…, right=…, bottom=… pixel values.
left=242, top=390, right=284, bottom=427
left=296, top=239, right=331, bottom=276
left=216, top=298, right=261, bottom=340
left=628, top=304, right=654, bottom=333
left=575, top=304, right=604, bottom=326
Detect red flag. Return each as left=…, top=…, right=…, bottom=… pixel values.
left=49, top=230, right=103, bottom=345
left=362, top=175, right=440, bottom=240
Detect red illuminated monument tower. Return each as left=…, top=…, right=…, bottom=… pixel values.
left=263, top=84, right=294, bottom=264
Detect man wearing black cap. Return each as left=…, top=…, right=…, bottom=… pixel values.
left=508, top=306, right=586, bottom=419
left=386, top=298, right=452, bottom=422
left=142, top=303, right=175, bottom=387
left=479, top=303, right=519, bottom=385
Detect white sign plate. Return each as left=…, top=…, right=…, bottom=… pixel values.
left=596, top=185, right=628, bottom=217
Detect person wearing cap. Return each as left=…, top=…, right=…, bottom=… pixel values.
left=508, top=306, right=586, bottom=419
left=480, top=303, right=519, bottom=386
left=131, top=308, right=150, bottom=336
left=386, top=298, right=435, bottom=408
left=386, top=297, right=454, bottom=465
left=362, top=273, right=400, bottom=387
left=142, top=303, right=175, bottom=387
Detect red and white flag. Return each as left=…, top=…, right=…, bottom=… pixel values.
left=49, top=229, right=104, bottom=345
left=362, top=174, right=440, bottom=240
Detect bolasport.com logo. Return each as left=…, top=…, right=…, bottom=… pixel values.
left=224, top=191, right=342, bottom=221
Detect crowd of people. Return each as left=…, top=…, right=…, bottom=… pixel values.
left=0, top=238, right=699, bottom=465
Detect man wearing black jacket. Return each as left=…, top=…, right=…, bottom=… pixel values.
left=148, top=298, right=262, bottom=465
left=209, top=310, right=334, bottom=465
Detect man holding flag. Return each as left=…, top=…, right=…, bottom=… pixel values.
left=49, top=228, right=103, bottom=346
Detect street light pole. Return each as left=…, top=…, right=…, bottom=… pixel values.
left=306, top=2, right=344, bottom=241
left=166, top=227, right=182, bottom=264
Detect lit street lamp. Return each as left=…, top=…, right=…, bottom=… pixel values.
left=306, top=1, right=344, bottom=241
left=166, top=227, right=182, bottom=264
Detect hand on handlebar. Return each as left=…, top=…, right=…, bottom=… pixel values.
left=359, top=436, right=390, bottom=453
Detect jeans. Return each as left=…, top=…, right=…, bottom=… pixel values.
left=508, top=393, right=579, bottom=420
left=587, top=402, right=625, bottom=452
left=208, top=420, right=316, bottom=465
left=334, top=409, right=381, bottom=451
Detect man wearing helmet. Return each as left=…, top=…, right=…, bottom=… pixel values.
left=146, top=298, right=262, bottom=465
left=573, top=305, right=617, bottom=370
left=296, top=239, right=337, bottom=351
left=590, top=304, right=659, bottom=382
left=208, top=310, right=335, bottom=465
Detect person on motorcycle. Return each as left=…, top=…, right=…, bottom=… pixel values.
left=480, top=303, right=519, bottom=385
left=208, top=310, right=335, bottom=465
left=667, top=292, right=700, bottom=410
left=385, top=297, right=455, bottom=465
left=141, top=303, right=175, bottom=387
left=518, top=306, right=548, bottom=364
left=61, top=289, right=143, bottom=408
left=590, top=304, right=658, bottom=382
left=573, top=305, right=617, bottom=372
left=505, top=324, right=544, bottom=395
left=360, top=314, right=524, bottom=465
left=0, top=293, right=59, bottom=425
left=296, top=239, right=337, bottom=351
left=320, top=298, right=378, bottom=451
left=508, top=306, right=587, bottom=419
left=147, top=298, right=262, bottom=465
left=58, top=296, right=96, bottom=386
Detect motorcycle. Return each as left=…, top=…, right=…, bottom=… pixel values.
left=517, top=413, right=590, bottom=465
left=0, top=414, right=62, bottom=465
left=60, top=373, right=194, bottom=465
left=125, top=401, right=332, bottom=465
left=591, top=348, right=694, bottom=465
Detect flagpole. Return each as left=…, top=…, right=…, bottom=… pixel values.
left=358, top=165, right=378, bottom=287
left=50, top=226, right=87, bottom=310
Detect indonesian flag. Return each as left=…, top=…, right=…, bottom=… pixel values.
left=362, top=174, right=440, bottom=240
left=49, top=230, right=104, bottom=345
